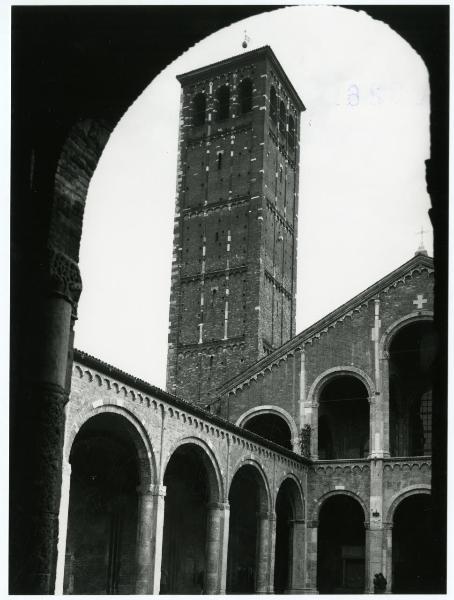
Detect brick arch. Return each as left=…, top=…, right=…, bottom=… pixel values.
left=385, top=484, right=431, bottom=524
left=162, top=436, right=224, bottom=503
left=307, top=366, right=375, bottom=405
left=275, top=473, right=305, bottom=520
left=310, top=489, right=368, bottom=524
left=235, top=405, right=299, bottom=451
left=307, top=366, right=374, bottom=460
left=229, top=457, right=272, bottom=512
left=51, top=119, right=112, bottom=262
left=379, top=311, right=434, bottom=356
left=65, top=403, right=156, bottom=487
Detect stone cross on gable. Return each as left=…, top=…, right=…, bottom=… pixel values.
left=413, top=294, right=428, bottom=310
left=418, top=226, right=428, bottom=247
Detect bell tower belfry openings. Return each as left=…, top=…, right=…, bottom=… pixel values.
left=166, top=46, right=305, bottom=405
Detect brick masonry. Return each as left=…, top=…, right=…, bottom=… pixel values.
left=166, top=47, right=303, bottom=406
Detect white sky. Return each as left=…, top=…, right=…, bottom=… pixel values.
left=75, top=5, right=432, bottom=387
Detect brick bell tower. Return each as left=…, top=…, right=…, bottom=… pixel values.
left=166, top=45, right=305, bottom=406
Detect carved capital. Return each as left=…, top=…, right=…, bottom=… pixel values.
left=47, top=246, right=82, bottom=307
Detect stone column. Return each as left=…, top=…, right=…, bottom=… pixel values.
left=287, top=518, right=307, bottom=593
left=383, top=522, right=393, bottom=593
left=311, top=403, right=319, bottom=460
left=205, top=502, right=230, bottom=594
left=134, top=484, right=157, bottom=594
left=381, top=353, right=391, bottom=457
left=255, top=511, right=272, bottom=593
left=133, top=483, right=167, bottom=594
left=305, top=520, right=319, bottom=593
left=18, top=249, right=81, bottom=594
left=267, top=512, right=276, bottom=593
left=151, top=485, right=167, bottom=595
left=219, top=502, right=231, bottom=594
left=368, top=453, right=385, bottom=592
left=54, top=461, right=72, bottom=594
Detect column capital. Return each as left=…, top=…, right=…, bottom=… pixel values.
left=306, top=519, right=318, bottom=528
left=256, top=510, right=274, bottom=521
left=46, top=246, right=83, bottom=308
left=289, top=518, right=305, bottom=525
left=136, top=483, right=166, bottom=497
left=207, top=501, right=230, bottom=511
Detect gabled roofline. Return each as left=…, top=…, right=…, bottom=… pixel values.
left=177, top=45, right=305, bottom=112
left=214, top=253, right=434, bottom=398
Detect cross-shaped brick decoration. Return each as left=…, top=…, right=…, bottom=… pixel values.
left=413, top=294, right=428, bottom=310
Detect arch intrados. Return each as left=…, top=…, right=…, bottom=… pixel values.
left=312, top=489, right=368, bottom=523
left=275, top=474, right=305, bottom=520
left=67, top=405, right=155, bottom=487
left=229, top=458, right=271, bottom=512
left=380, top=311, right=434, bottom=355
left=386, top=485, right=431, bottom=524
left=236, top=405, right=298, bottom=447
left=162, top=436, right=223, bottom=503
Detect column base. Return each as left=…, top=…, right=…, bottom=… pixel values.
left=286, top=587, right=319, bottom=594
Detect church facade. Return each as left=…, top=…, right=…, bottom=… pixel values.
left=57, top=47, right=435, bottom=595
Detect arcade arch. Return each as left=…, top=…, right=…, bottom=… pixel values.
left=236, top=406, right=298, bottom=450
left=274, top=477, right=305, bottom=593
left=316, top=493, right=366, bottom=594
left=63, top=411, right=154, bottom=594
left=385, top=317, right=435, bottom=457
left=317, top=374, right=370, bottom=459
left=161, top=440, right=223, bottom=594
left=391, top=492, right=434, bottom=593
left=227, top=462, right=271, bottom=593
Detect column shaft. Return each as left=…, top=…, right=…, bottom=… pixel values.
left=205, top=502, right=230, bottom=594
left=219, top=503, right=230, bottom=594
left=55, top=462, right=72, bottom=594
left=305, top=522, right=318, bottom=593
left=287, top=519, right=306, bottom=593
left=255, top=512, right=271, bottom=593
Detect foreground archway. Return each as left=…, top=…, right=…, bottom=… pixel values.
left=161, top=442, right=222, bottom=594
left=274, top=478, right=305, bottom=593
left=392, top=493, right=434, bottom=593
left=64, top=412, right=148, bottom=594
left=317, top=494, right=366, bottom=594
left=227, top=464, right=270, bottom=593
left=318, top=375, right=369, bottom=459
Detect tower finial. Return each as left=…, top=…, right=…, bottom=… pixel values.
left=242, top=30, right=250, bottom=49
left=415, top=226, right=428, bottom=256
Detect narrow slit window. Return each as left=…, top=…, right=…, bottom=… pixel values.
left=239, top=78, right=253, bottom=114
left=288, top=115, right=296, bottom=153
left=216, top=85, right=230, bottom=121
left=270, top=86, right=277, bottom=124
left=193, top=93, right=206, bottom=126
left=279, top=101, right=286, bottom=135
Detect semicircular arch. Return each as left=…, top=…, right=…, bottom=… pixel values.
left=310, top=489, right=368, bottom=523
left=236, top=405, right=299, bottom=450
left=307, top=366, right=375, bottom=406
left=228, top=457, right=272, bottom=511
left=380, top=311, right=434, bottom=356
left=275, top=473, right=305, bottom=520
left=162, top=435, right=224, bottom=503
left=66, top=403, right=156, bottom=487
left=385, top=484, right=431, bottom=524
